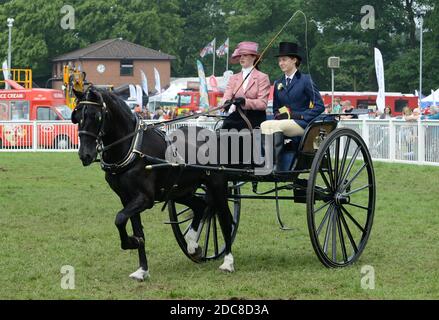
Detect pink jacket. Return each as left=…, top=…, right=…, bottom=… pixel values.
left=222, top=69, right=270, bottom=111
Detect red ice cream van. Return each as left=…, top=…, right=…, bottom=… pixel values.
left=0, top=89, right=78, bottom=149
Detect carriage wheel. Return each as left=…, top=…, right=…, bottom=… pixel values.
left=307, top=128, right=376, bottom=268
left=168, top=182, right=241, bottom=262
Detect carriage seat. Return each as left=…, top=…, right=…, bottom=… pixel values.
left=279, top=118, right=338, bottom=171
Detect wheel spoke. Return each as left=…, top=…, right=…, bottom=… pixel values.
left=346, top=202, right=370, bottom=211
left=336, top=210, right=348, bottom=263
left=313, top=200, right=333, bottom=216
left=323, top=206, right=334, bottom=254
left=325, top=149, right=335, bottom=190
left=342, top=163, right=367, bottom=192
left=337, top=137, right=351, bottom=186
left=334, top=137, right=340, bottom=187
left=332, top=207, right=337, bottom=262
left=177, top=207, right=192, bottom=217
left=212, top=215, right=219, bottom=256
left=196, top=218, right=206, bottom=242
left=183, top=223, right=191, bottom=237
left=203, top=217, right=211, bottom=257
left=340, top=205, right=365, bottom=234
left=339, top=145, right=361, bottom=186
left=319, top=168, right=332, bottom=191
left=317, top=203, right=333, bottom=236
left=338, top=206, right=358, bottom=254
left=344, top=184, right=371, bottom=196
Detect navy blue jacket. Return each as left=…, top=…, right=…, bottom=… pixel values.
left=273, top=71, right=325, bottom=129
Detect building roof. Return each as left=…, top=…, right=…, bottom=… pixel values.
left=52, top=38, right=175, bottom=62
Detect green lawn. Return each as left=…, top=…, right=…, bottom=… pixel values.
left=1, top=153, right=439, bottom=299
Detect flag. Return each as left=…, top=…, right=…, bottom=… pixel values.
left=140, top=70, right=149, bottom=96
left=197, top=60, right=209, bottom=109
left=374, top=48, right=385, bottom=113
left=2, top=60, right=10, bottom=89
left=154, top=67, right=161, bottom=94
left=129, top=84, right=137, bottom=100
left=136, top=85, right=143, bottom=109
left=216, top=38, right=229, bottom=57
left=200, top=38, right=216, bottom=58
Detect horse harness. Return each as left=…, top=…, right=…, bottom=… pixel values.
left=75, top=100, right=177, bottom=175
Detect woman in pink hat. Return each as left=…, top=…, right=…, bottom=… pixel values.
left=221, top=41, right=271, bottom=130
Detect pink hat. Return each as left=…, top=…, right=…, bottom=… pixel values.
left=230, top=41, right=260, bottom=64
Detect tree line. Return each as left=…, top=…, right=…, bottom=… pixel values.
left=0, top=0, right=437, bottom=93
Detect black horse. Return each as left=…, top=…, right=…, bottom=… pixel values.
left=71, top=86, right=235, bottom=281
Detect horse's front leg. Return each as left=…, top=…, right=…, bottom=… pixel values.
left=114, top=195, right=151, bottom=281
left=127, top=213, right=149, bottom=281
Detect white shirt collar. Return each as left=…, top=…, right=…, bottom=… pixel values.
left=242, top=67, right=253, bottom=76
left=285, top=70, right=297, bottom=81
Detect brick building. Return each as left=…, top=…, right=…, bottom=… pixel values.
left=51, top=38, right=175, bottom=92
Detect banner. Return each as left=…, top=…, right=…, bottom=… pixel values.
left=216, top=38, right=229, bottom=57
left=140, top=70, right=149, bottom=96
left=374, top=48, right=385, bottom=113
left=197, top=60, right=209, bottom=109
left=200, top=38, right=216, bottom=58
left=154, top=67, right=161, bottom=94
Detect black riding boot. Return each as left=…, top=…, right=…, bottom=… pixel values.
left=272, top=132, right=285, bottom=172
left=260, top=132, right=284, bottom=172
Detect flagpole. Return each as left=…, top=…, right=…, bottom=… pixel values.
left=226, top=39, right=229, bottom=71
left=213, top=38, right=216, bottom=76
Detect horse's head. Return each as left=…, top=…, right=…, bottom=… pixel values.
left=71, top=86, right=107, bottom=166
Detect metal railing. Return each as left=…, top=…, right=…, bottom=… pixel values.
left=1, top=119, right=438, bottom=166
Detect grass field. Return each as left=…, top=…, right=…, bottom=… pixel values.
left=1, top=152, right=439, bottom=299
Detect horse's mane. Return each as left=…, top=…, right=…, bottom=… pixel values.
left=92, top=87, right=135, bottom=123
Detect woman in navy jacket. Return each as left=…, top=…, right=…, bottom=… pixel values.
left=261, top=42, right=324, bottom=171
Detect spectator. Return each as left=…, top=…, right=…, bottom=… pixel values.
left=324, top=104, right=332, bottom=114
left=340, top=100, right=358, bottom=119
left=380, top=105, right=392, bottom=119
left=331, top=97, right=342, bottom=114
left=427, top=105, right=439, bottom=120
left=404, top=107, right=420, bottom=121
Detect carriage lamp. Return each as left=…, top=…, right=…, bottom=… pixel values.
left=328, top=57, right=340, bottom=111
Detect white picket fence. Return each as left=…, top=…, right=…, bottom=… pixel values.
left=1, top=119, right=438, bottom=166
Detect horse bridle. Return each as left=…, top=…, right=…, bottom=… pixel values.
left=75, top=99, right=108, bottom=151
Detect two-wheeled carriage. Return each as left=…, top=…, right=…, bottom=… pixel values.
left=160, top=117, right=376, bottom=268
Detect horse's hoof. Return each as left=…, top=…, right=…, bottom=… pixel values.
left=129, top=268, right=150, bottom=281
left=219, top=254, right=235, bottom=273
left=189, top=246, right=203, bottom=262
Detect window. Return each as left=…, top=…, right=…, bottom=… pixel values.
left=177, top=94, right=192, bottom=107
left=120, top=60, right=133, bottom=76
left=37, top=107, right=60, bottom=120
left=395, top=100, right=409, bottom=113
left=10, top=101, right=30, bottom=120
left=0, top=102, right=10, bottom=120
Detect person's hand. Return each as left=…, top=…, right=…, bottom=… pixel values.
left=232, top=97, right=246, bottom=108
left=228, top=104, right=236, bottom=114
left=222, top=100, right=233, bottom=112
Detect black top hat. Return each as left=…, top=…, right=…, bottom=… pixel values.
left=274, top=42, right=302, bottom=61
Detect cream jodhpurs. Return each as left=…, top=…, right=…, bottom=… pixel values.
left=260, top=120, right=305, bottom=137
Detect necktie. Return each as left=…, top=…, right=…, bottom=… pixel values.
left=286, top=78, right=291, bottom=87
